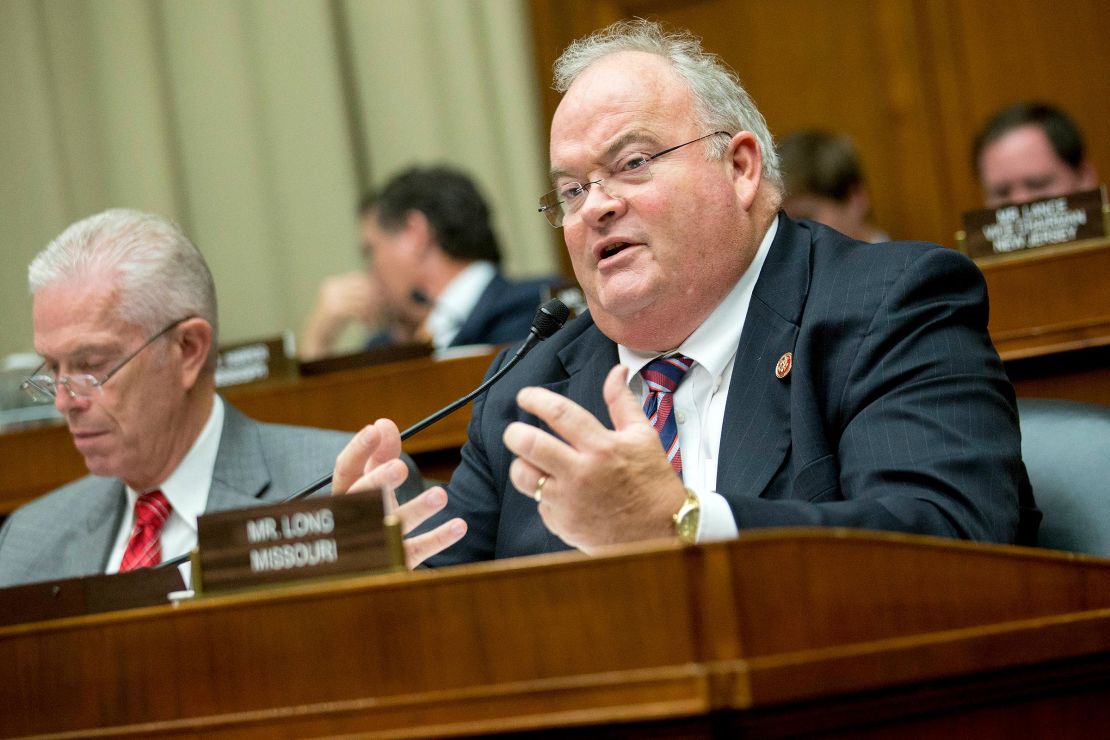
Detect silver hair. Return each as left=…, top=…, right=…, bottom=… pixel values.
left=552, top=19, right=783, bottom=192
left=28, top=208, right=219, bottom=363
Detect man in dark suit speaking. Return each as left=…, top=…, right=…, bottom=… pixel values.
left=334, top=20, right=1039, bottom=566
left=0, top=209, right=420, bottom=588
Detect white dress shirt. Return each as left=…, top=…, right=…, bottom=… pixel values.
left=618, top=218, right=778, bottom=542
left=424, top=261, right=497, bottom=349
left=105, top=395, right=224, bottom=586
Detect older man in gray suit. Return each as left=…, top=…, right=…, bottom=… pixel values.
left=0, top=209, right=418, bottom=589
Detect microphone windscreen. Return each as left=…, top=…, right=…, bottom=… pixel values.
left=532, top=299, right=570, bottom=340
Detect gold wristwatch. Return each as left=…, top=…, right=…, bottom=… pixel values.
left=673, top=487, right=700, bottom=544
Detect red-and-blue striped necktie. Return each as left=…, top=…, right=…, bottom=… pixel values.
left=641, top=354, right=694, bottom=474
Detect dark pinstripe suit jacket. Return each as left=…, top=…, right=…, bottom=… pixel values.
left=421, top=213, right=1039, bottom=565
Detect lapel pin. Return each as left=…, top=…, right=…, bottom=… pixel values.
left=775, top=352, right=792, bottom=379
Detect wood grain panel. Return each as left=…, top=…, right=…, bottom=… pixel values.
left=922, top=0, right=1110, bottom=239
left=4, top=531, right=1110, bottom=737
left=528, top=0, right=1110, bottom=249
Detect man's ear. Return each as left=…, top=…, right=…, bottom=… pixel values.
left=175, top=318, right=214, bottom=390
left=1077, top=160, right=1099, bottom=190
left=402, top=210, right=435, bottom=259
left=847, top=185, right=871, bottom=221
left=728, top=131, right=764, bottom=210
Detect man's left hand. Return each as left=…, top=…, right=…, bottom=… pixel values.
left=503, top=364, right=686, bottom=553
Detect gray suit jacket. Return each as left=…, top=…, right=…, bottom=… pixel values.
left=0, top=402, right=418, bottom=588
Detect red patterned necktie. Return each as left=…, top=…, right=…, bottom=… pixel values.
left=641, top=354, right=694, bottom=474
left=119, top=490, right=172, bottom=571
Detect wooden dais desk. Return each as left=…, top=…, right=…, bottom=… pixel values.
left=3, top=530, right=1110, bottom=737
left=978, top=237, right=1110, bottom=406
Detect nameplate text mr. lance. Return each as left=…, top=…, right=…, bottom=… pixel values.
left=984, top=197, right=1089, bottom=253
left=959, top=187, right=1107, bottom=259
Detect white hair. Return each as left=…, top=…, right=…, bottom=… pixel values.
left=28, top=208, right=219, bottom=361
left=553, top=19, right=783, bottom=193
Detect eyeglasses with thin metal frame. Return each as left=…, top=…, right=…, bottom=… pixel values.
left=537, top=131, right=733, bottom=228
left=21, top=316, right=193, bottom=402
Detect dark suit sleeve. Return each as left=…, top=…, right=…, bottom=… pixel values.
left=727, top=247, right=1035, bottom=544
left=409, top=349, right=514, bottom=565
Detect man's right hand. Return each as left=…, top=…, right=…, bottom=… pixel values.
left=300, top=271, right=383, bottom=360
left=332, top=419, right=467, bottom=568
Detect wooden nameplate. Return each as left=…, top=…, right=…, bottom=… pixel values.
left=215, top=335, right=298, bottom=388
left=192, top=490, right=404, bottom=594
left=958, top=185, right=1108, bottom=259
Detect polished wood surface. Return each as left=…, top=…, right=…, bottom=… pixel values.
left=983, top=239, right=1110, bottom=361
left=0, top=349, right=496, bottom=515
left=528, top=0, right=1110, bottom=257
left=981, top=237, right=1110, bottom=405
left=3, top=530, right=1110, bottom=737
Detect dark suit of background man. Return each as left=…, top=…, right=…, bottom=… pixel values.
left=973, top=102, right=1099, bottom=208
left=333, top=20, right=1039, bottom=567
left=300, top=166, right=556, bottom=360
left=0, top=208, right=420, bottom=588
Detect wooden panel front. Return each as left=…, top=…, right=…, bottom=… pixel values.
left=3, top=531, right=1110, bottom=737
left=980, top=239, right=1110, bottom=360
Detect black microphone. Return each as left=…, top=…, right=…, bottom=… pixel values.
left=284, top=297, right=569, bottom=502
left=156, top=299, right=569, bottom=573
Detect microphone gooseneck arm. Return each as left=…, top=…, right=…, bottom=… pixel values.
left=282, top=297, right=569, bottom=503
left=154, top=299, right=569, bottom=573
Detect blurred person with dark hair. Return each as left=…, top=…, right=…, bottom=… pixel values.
left=973, top=102, right=1098, bottom=208
left=301, top=166, right=556, bottom=359
left=780, top=130, right=888, bottom=243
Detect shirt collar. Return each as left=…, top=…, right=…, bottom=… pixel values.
left=424, top=261, right=497, bottom=348
left=619, top=216, right=779, bottom=382
left=125, top=395, right=224, bottom=529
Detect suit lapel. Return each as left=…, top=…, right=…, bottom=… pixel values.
left=206, top=403, right=273, bottom=512
left=717, top=214, right=811, bottom=499
left=52, top=403, right=268, bottom=578
left=62, top=478, right=128, bottom=576
left=550, top=320, right=619, bottom=427
left=451, top=273, right=505, bottom=347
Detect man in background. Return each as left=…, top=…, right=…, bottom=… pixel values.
left=333, top=20, right=1037, bottom=567
left=779, top=129, right=889, bottom=243
left=973, top=102, right=1099, bottom=208
left=0, top=209, right=421, bottom=588
left=300, top=166, right=557, bottom=359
